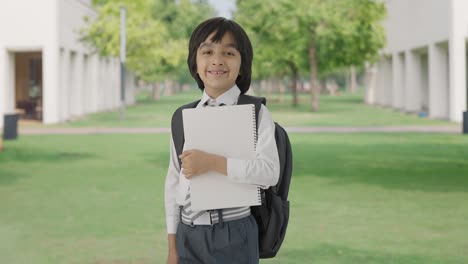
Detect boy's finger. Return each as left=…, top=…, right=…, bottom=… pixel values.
left=179, top=150, right=193, bottom=158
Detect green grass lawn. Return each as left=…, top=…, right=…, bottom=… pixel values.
left=28, top=89, right=456, bottom=128
left=1, top=133, right=468, bottom=263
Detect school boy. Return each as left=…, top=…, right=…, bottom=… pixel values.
left=165, top=17, right=280, bottom=264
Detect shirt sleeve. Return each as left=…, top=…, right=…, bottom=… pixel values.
left=164, top=135, right=180, bottom=234
left=226, top=104, right=280, bottom=189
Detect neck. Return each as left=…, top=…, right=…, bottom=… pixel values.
left=205, top=86, right=231, bottom=99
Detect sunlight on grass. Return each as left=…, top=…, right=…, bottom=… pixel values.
left=24, top=89, right=456, bottom=128
left=1, top=133, right=467, bottom=263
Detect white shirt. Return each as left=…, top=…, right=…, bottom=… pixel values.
left=164, top=85, right=280, bottom=234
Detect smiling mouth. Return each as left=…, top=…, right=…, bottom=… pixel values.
left=208, top=70, right=227, bottom=76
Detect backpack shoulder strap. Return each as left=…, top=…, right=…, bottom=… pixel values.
left=171, top=99, right=201, bottom=168
left=237, top=94, right=266, bottom=132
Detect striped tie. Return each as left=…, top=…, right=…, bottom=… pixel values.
left=181, top=101, right=225, bottom=224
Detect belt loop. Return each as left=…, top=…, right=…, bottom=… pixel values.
left=179, top=206, right=183, bottom=222
left=180, top=206, right=195, bottom=227
left=217, top=209, right=224, bottom=228
left=209, top=210, right=213, bottom=225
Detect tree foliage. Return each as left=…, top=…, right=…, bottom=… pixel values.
left=81, top=0, right=215, bottom=83
left=235, top=0, right=386, bottom=110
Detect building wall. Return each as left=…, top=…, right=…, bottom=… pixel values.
left=0, top=0, right=135, bottom=127
left=383, top=0, right=450, bottom=53
left=0, top=0, right=57, bottom=126
left=368, top=0, right=468, bottom=122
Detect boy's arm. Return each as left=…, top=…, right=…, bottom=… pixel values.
left=165, top=136, right=181, bottom=262
left=225, top=105, right=280, bottom=188
left=164, top=136, right=180, bottom=234
left=167, top=234, right=177, bottom=263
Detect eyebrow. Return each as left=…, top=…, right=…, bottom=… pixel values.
left=199, top=42, right=238, bottom=49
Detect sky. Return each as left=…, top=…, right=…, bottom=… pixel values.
left=207, top=0, right=236, bottom=19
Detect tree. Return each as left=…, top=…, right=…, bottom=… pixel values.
left=81, top=0, right=215, bottom=97
left=236, top=0, right=308, bottom=106
left=236, top=0, right=386, bottom=110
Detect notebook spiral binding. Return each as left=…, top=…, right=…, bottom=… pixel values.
left=252, top=105, right=258, bottom=151
left=257, top=187, right=262, bottom=203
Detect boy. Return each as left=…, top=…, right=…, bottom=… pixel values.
left=165, top=17, right=279, bottom=264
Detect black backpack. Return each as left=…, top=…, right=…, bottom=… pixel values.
left=171, top=94, right=292, bottom=259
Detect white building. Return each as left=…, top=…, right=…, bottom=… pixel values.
left=0, top=0, right=136, bottom=127
left=366, top=0, right=468, bottom=122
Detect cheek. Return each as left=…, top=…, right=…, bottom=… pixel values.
left=195, top=56, right=203, bottom=73
left=234, top=62, right=242, bottom=76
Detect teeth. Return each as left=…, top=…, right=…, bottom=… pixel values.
left=209, top=71, right=225, bottom=75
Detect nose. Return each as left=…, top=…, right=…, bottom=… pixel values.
left=211, top=52, right=224, bottom=65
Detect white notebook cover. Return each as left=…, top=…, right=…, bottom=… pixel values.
left=182, top=104, right=261, bottom=211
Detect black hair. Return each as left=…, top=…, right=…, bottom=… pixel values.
left=187, top=17, right=253, bottom=94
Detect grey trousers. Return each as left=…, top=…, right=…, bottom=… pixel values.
left=176, top=214, right=259, bottom=264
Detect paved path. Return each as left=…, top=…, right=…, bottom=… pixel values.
left=18, top=126, right=462, bottom=135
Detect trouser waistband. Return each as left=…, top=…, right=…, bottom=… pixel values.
left=179, top=206, right=251, bottom=227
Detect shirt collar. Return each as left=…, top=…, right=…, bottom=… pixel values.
left=198, top=85, right=241, bottom=108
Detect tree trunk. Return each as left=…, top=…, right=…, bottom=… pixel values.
left=250, top=81, right=259, bottom=96
left=272, top=77, right=280, bottom=102
left=309, top=41, right=319, bottom=111
left=351, top=65, right=357, bottom=94
left=278, top=77, right=285, bottom=103
left=152, top=83, right=160, bottom=101
left=346, top=69, right=351, bottom=93
left=174, top=81, right=181, bottom=94
left=266, top=79, right=273, bottom=99
left=163, top=79, right=173, bottom=96
left=288, top=62, right=298, bottom=107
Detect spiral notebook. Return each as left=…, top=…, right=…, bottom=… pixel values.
left=182, top=104, right=261, bottom=211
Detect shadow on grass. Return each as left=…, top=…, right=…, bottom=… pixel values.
left=0, top=145, right=96, bottom=185
left=0, top=148, right=95, bottom=163
left=143, top=150, right=169, bottom=168
left=273, top=243, right=460, bottom=264
left=292, top=141, right=468, bottom=193
left=0, top=168, right=28, bottom=185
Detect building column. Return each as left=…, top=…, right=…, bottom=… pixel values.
left=75, top=53, right=84, bottom=116
left=364, top=63, right=377, bottom=105
left=392, top=52, right=405, bottom=109
left=449, top=0, right=468, bottom=122
left=68, top=52, right=77, bottom=117
left=83, top=55, right=90, bottom=114
left=405, top=50, right=421, bottom=112
left=98, top=57, right=105, bottom=111
left=113, top=58, right=119, bottom=108
left=90, top=54, right=99, bottom=113
left=43, top=45, right=60, bottom=124
left=375, top=60, right=385, bottom=105
left=0, top=48, right=5, bottom=127
left=59, top=48, right=70, bottom=121
left=420, top=52, right=429, bottom=113
left=383, top=56, right=393, bottom=107
left=0, top=49, right=15, bottom=127
left=429, top=43, right=449, bottom=119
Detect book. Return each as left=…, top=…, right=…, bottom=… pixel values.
left=182, top=104, right=261, bottom=211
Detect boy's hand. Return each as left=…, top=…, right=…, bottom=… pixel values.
left=167, top=251, right=178, bottom=264
left=167, top=234, right=178, bottom=264
left=179, top=149, right=227, bottom=178
left=179, top=149, right=213, bottom=178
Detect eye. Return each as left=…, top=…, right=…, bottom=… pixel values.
left=202, top=50, right=212, bottom=55
left=225, top=51, right=236, bottom=56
